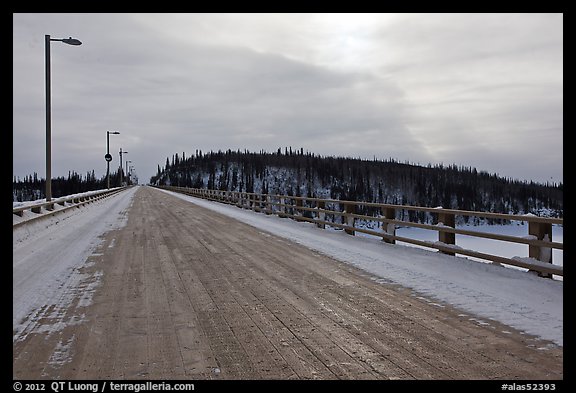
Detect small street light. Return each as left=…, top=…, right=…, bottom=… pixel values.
left=106, top=131, right=120, bottom=189
left=45, top=34, right=82, bottom=203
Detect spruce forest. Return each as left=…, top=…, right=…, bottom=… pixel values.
left=149, top=148, right=563, bottom=224
left=12, top=170, right=124, bottom=202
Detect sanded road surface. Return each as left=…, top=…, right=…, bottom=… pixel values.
left=13, top=186, right=563, bottom=379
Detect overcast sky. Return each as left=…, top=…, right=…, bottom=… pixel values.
left=13, top=13, right=563, bottom=184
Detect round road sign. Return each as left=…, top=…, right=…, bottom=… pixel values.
left=105, top=153, right=113, bottom=162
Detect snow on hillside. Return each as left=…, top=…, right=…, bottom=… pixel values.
left=157, top=187, right=563, bottom=347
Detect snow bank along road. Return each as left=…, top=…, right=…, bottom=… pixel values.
left=13, top=186, right=563, bottom=379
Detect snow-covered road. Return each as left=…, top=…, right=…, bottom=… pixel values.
left=14, top=186, right=563, bottom=379
left=13, top=185, right=563, bottom=348
left=158, top=188, right=563, bottom=347
left=12, top=187, right=137, bottom=342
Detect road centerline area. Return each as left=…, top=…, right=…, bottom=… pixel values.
left=13, top=186, right=563, bottom=380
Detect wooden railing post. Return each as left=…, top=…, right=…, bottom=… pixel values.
left=529, top=221, right=553, bottom=278
left=265, top=194, right=271, bottom=215
left=256, top=194, right=264, bottom=213
left=382, top=207, right=396, bottom=244
left=253, top=194, right=260, bottom=212
left=317, top=200, right=326, bottom=228
left=279, top=197, right=286, bottom=218
left=438, top=212, right=456, bottom=255
left=295, top=198, right=303, bottom=221
left=344, top=203, right=355, bottom=235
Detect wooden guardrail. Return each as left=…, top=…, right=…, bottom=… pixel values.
left=156, top=186, right=563, bottom=278
left=12, top=187, right=128, bottom=229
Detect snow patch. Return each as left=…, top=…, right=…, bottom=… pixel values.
left=47, top=335, right=76, bottom=367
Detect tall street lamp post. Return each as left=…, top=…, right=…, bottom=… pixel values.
left=125, top=160, right=132, bottom=185
left=119, top=148, right=128, bottom=186
left=45, top=35, right=82, bottom=203
left=130, top=166, right=137, bottom=185
left=106, top=131, right=120, bottom=189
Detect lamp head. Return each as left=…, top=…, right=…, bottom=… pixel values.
left=62, top=37, right=82, bottom=46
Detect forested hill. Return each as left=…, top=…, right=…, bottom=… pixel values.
left=150, top=148, right=563, bottom=220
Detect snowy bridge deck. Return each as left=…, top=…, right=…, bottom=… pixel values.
left=12, top=186, right=563, bottom=380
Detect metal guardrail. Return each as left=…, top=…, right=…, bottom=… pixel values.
left=13, top=187, right=128, bottom=229
left=157, top=185, right=563, bottom=278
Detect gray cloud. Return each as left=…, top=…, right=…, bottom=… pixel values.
left=13, top=13, right=562, bottom=184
